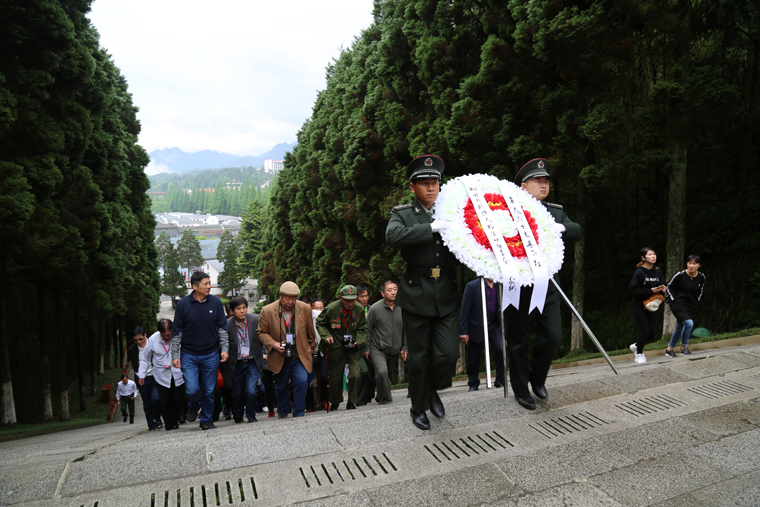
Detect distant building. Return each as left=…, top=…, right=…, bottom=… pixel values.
left=154, top=213, right=241, bottom=239
left=226, top=179, right=243, bottom=190
left=264, top=159, right=283, bottom=173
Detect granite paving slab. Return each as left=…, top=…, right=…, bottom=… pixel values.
left=0, top=461, right=68, bottom=506
left=495, top=438, right=631, bottom=493
left=681, top=399, right=760, bottom=436
left=365, top=463, right=522, bottom=507
left=665, top=355, right=751, bottom=379
left=480, top=482, right=624, bottom=507
left=682, top=428, right=760, bottom=476
left=718, top=351, right=760, bottom=368
left=597, top=419, right=718, bottom=461
left=587, top=447, right=734, bottom=507
left=293, top=491, right=374, bottom=506
left=598, top=367, right=693, bottom=394
left=656, top=469, right=760, bottom=507
left=538, top=381, right=625, bottom=410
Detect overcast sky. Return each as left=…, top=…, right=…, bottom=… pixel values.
left=88, top=0, right=375, bottom=162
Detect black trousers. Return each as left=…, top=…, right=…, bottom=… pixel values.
left=467, top=322, right=505, bottom=387
left=505, top=286, right=561, bottom=398
left=633, top=307, right=658, bottom=354
left=261, top=369, right=276, bottom=412
left=403, top=310, right=459, bottom=413
left=156, top=377, right=186, bottom=430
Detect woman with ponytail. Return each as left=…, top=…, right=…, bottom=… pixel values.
left=628, top=247, right=667, bottom=363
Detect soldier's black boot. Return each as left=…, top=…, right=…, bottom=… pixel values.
left=430, top=391, right=445, bottom=418
left=410, top=409, right=430, bottom=430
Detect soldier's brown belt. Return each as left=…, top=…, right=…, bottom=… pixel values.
left=405, top=265, right=449, bottom=279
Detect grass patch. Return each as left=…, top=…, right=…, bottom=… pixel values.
left=0, top=367, right=126, bottom=440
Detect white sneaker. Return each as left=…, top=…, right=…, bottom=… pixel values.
left=629, top=343, right=638, bottom=355
left=262, top=406, right=268, bottom=413
left=635, top=354, right=647, bottom=364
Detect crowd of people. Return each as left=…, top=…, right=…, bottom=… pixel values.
left=128, top=154, right=705, bottom=432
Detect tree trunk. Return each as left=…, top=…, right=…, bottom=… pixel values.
left=39, top=285, right=53, bottom=421
left=74, top=301, right=86, bottom=412
left=0, top=252, right=17, bottom=424
left=663, top=5, right=689, bottom=338
left=55, top=282, right=69, bottom=421
left=98, top=318, right=105, bottom=375
left=89, top=320, right=98, bottom=395
left=397, top=355, right=405, bottom=384
left=570, top=183, right=586, bottom=352
left=455, top=342, right=466, bottom=375
left=663, top=144, right=686, bottom=337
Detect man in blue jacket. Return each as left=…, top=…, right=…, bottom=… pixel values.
left=171, top=271, right=229, bottom=430
left=459, top=278, right=505, bottom=391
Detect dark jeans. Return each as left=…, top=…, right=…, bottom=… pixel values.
left=633, top=307, right=658, bottom=354
left=232, top=360, right=261, bottom=421
left=156, top=377, right=186, bottom=430
left=136, top=375, right=161, bottom=429
left=274, top=360, right=308, bottom=416
left=467, top=322, right=505, bottom=387
left=261, top=369, right=276, bottom=412
left=181, top=350, right=220, bottom=425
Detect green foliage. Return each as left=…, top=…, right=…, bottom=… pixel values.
left=0, top=0, right=159, bottom=422
left=257, top=0, right=760, bottom=334
left=239, top=199, right=266, bottom=277
left=217, top=230, right=245, bottom=295
left=175, top=230, right=204, bottom=274
left=160, top=240, right=187, bottom=302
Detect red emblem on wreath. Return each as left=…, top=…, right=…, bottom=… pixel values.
left=463, top=193, right=539, bottom=258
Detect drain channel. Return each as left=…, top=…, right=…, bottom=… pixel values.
left=298, top=454, right=397, bottom=488
left=423, top=431, right=513, bottom=462
left=150, top=477, right=258, bottom=506
left=688, top=380, right=753, bottom=399
left=529, top=411, right=608, bottom=439
left=615, top=394, right=686, bottom=417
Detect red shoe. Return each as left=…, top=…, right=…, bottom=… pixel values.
left=322, top=401, right=330, bottom=412
left=268, top=411, right=275, bottom=418
left=305, top=409, right=314, bottom=413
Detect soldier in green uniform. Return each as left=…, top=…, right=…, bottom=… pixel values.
left=506, top=158, right=583, bottom=410
left=315, top=285, right=367, bottom=410
left=386, top=155, right=460, bottom=430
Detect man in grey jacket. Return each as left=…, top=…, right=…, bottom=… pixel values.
left=365, top=280, right=408, bottom=404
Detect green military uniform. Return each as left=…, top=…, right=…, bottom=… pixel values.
left=316, top=292, right=366, bottom=407
left=505, top=158, right=582, bottom=401
left=365, top=298, right=407, bottom=403
left=386, top=156, right=460, bottom=416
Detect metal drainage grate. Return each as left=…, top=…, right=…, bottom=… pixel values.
left=615, top=394, right=686, bottom=417
left=76, top=503, right=99, bottom=507
left=688, top=380, right=754, bottom=399
left=299, top=453, right=397, bottom=488
left=749, top=373, right=760, bottom=381
left=149, top=478, right=258, bottom=507
left=529, top=411, right=608, bottom=439
left=423, top=431, right=513, bottom=462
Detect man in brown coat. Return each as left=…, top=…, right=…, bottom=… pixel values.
left=258, top=281, right=316, bottom=417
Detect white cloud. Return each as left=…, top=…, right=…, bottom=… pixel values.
left=88, top=0, right=374, bottom=155
left=144, top=161, right=174, bottom=175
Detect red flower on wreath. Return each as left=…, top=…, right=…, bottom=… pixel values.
left=463, top=193, right=539, bottom=259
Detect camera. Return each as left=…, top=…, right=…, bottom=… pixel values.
left=342, top=334, right=357, bottom=349
left=284, top=342, right=294, bottom=359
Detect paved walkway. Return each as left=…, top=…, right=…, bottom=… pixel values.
left=2, top=340, right=760, bottom=507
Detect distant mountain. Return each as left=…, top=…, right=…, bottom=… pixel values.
left=148, top=142, right=297, bottom=174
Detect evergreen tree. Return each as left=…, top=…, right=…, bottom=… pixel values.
left=239, top=199, right=266, bottom=278
left=217, top=230, right=244, bottom=296
left=161, top=242, right=187, bottom=308
left=176, top=230, right=204, bottom=276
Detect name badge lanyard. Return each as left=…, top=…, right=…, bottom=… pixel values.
left=279, top=303, right=295, bottom=345
left=237, top=319, right=248, bottom=358
left=161, top=340, right=171, bottom=368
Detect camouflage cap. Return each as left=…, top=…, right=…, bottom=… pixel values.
left=339, top=285, right=358, bottom=300
left=515, top=158, right=551, bottom=183
left=407, top=154, right=444, bottom=182
left=279, top=281, right=300, bottom=296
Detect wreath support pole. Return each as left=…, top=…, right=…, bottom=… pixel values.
left=480, top=277, right=492, bottom=389
left=498, top=282, right=509, bottom=398
left=550, top=278, right=620, bottom=375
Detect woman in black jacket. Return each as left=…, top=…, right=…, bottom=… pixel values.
left=628, top=247, right=667, bottom=363
left=664, top=254, right=706, bottom=357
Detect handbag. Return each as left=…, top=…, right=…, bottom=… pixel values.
left=643, top=294, right=664, bottom=312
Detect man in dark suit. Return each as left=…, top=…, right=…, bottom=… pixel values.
left=228, top=295, right=264, bottom=423
left=459, top=278, right=505, bottom=391
left=506, top=158, right=582, bottom=410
